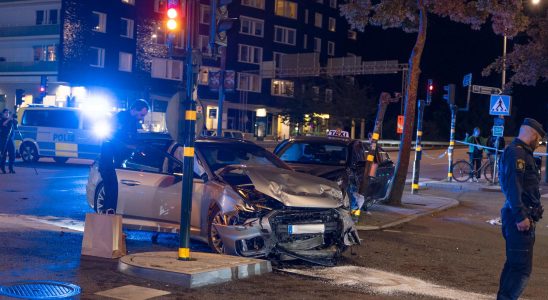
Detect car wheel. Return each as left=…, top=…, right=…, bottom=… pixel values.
left=20, top=142, right=39, bottom=163
left=53, top=157, right=69, bottom=164
left=207, top=205, right=226, bottom=254
left=94, top=182, right=107, bottom=214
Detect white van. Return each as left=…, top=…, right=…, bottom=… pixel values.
left=16, top=106, right=108, bottom=163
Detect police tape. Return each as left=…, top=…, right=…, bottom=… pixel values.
left=455, top=140, right=548, bottom=157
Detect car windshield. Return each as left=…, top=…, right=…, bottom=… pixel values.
left=198, top=142, right=288, bottom=173
left=279, top=142, right=348, bottom=166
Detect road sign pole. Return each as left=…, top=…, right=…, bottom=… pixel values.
left=178, top=0, right=197, bottom=261
left=411, top=99, right=425, bottom=194
left=447, top=105, right=457, bottom=182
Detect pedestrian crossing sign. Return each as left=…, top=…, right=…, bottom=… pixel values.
left=490, top=95, right=511, bottom=116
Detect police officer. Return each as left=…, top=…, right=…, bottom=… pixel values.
left=99, top=99, right=149, bottom=213
left=497, top=118, right=545, bottom=300
left=0, top=109, right=17, bottom=174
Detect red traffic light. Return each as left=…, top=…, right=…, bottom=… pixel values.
left=167, top=8, right=178, bottom=19
left=39, top=87, right=46, bottom=93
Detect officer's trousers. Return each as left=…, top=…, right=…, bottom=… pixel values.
left=0, top=138, right=15, bottom=172
left=497, top=208, right=535, bottom=300
left=98, top=142, right=118, bottom=212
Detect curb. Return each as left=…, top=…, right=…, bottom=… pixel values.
left=420, top=181, right=501, bottom=193
left=355, top=197, right=459, bottom=231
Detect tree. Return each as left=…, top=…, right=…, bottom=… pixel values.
left=326, top=77, right=377, bottom=127
left=340, top=0, right=531, bottom=205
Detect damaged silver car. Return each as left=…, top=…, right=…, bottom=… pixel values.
left=86, top=137, right=360, bottom=264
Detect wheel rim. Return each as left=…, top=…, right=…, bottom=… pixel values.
left=22, top=145, right=35, bottom=161
left=210, top=212, right=226, bottom=253
left=453, top=162, right=472, bottom=182
left=96, top=186, right=106, bottom=213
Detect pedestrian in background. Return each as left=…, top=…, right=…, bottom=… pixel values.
left=465, top=127, right=486, bottom=181
left=497, top=118, right=545, bottom=300
left=99, top=100, right=149, bottom=213
left=0, top=109, right=17, bottom=174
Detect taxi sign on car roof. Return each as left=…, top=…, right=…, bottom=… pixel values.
left=327, top=129, right=350, bottom=138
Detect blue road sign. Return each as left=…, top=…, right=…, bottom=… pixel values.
left=463, top=73, right=472, bottom=87
left=490, top=95, right=511, bottom=116
left=493, top=126, right=504, bottom=137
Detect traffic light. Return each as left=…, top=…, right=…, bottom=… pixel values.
left=166, top=1, right=180, bottom=32
left=443, top=84, right=455, bottom=105
left=15, top=89, right=25, bottom=106
left=214, top=0, right=236, bottom=47
left=39, top=75, right=47, bottom=97
left=426, top=79, right=433, bottom=105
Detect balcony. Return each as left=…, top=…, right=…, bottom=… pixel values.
left=0, top=24, right=60, bottom=38
left=0, top=61, right=57, bottom=74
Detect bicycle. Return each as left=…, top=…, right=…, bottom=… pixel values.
left=451, top=156, right=496, bottom=183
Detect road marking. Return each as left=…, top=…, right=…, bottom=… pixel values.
left=95, top=285, right=170, bottom=300
left=283, top=266, right=492, bottom=300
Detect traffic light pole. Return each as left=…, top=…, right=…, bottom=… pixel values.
left=447, top=105, right=457, bottom=182
left=216, top=46, right=226, bottom=136
left=178, top=0, right=197, bottom=261
left=411, top=99, right=426, bottom=194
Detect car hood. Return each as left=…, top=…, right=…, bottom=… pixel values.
left=286, top=163, right=345, bottom=178
left=221, top=165, right=344, bottom=208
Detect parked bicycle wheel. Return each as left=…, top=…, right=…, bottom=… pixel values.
left=452, top=160, right=473, bottom=182
left=484, top=161, right=495, bottom=183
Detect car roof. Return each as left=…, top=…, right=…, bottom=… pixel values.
left=286, top=136, right=358, bottom=146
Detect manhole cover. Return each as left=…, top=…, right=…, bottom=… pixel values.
left=0, top=281, right=80, bottom=299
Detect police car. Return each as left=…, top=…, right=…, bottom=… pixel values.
left=273, top=131, right=394, bottom=201
left=16, top=106, right=109, bottom=163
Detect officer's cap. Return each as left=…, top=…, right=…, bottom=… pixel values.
left=523, top=118, right=546, bottom=138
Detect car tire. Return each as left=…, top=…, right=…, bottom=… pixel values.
left=207, top=205, right=225, bottom=254
left=53, top=157, right=69, bottom=164
left=20, top=142, right=39, bottom=163
left=93, top=182, right=107, bottom=214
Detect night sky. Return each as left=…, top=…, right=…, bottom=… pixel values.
left=352, top=14, right=547, bottom=141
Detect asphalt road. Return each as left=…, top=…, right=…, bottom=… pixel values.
left=1, top=155, right=548, bottom=299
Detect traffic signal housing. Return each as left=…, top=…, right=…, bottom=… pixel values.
left=426, top=79, right=433, bottom=105
left=39, top=75, right=47, bottom=98
left=443, top=84, right=455, bottom=105
left=165, top=1, right=180, bottom=32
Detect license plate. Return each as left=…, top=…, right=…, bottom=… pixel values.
left=288, top=224, right=325, bottom=234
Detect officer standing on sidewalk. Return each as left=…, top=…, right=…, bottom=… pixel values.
left=0, top=109, right=17, bottom=174
left=99, top=100, right=149, bottom=213
left=497, top=118, right=545, bottom=300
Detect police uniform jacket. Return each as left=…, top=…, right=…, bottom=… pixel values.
left=499, top=138, right=541, bottom=222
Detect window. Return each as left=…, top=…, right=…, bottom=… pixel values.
left=122, top=0, right=135, bottom=4
left=238, top=73, right=261, bottom=92
left=273, top=52, right=286, bottom=68
left=200, top=5, right=210, bottom=25
left=119, top=52, right=133, bottom=72
left=303, top=34, right=308, bottom=49
left=328, top=17, right=336, bottom=31
left=241, top=0, right=265, bottom=9
left=240, top=16, right=264, bottom=37
left=279, top=142, right=348, bottom=166
left=92, top=11, right=107, bottom=33
left=151, top=58, right=183, bottom=80
left=274, top=26, right=296, bottom=45
left=271, top=79, right=294, bottom=97
left=120, top=18, right=134, bottom=38
left=314, top=13, right=322, bottom=28
left=330, top=0, right=337, bottom=8
left=124, top=145, right=165, bottom=173
left=198, top=35, right=210, bottom=54
left=275, top=0, right=297, bottom=19
left=314, top=38, right=321, bottom=53
left=325, top=88, right=333, bottom=102
left=312, top=86, right=320, bottom=101
left=304, top=9, right=309, bottom=24
left=348, top=30, right=357, bottom=40
left=34, top=45, right=57, bottom=62
left=198, top=66, right=220, bottom=85
left=238, top=44, right=262, bottom=64
left=90, top=47, right=105, bottom=68
left=35, top=10, right=59, bottom=25
left=154, top=0, right=167, bottom=13
left=328, top=41, right=335, bottom=56
left=21, top=110, right=79, bottom=129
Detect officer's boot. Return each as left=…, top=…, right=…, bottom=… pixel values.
left=8, top=168, right=15, bottom=174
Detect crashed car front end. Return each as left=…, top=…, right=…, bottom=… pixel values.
left=212, top=165, right=360, bottom=265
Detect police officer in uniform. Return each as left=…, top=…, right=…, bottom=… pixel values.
left=497, top=118, right=545, bottom=300
left=0, top=109, right=17, bottom=174
left=99, top=99, right=149, bottom=213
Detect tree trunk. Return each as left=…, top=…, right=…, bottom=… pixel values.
left=386, top=1, right=428, bottom=205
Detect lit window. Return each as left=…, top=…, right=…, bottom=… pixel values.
left=120, top=18, right=134, bottom=38
left=151, top=58, right=183, bottom=80
left=238, top=44, right=263, bottom=64
left=274, top=26, right=296, bottom=46
left=348, top=30, right=357, bottom=40
left=34, top=45, right=57, bottom=62
left=271, top=80, right=294, bottom=97
left=122, top=0, right=135, bottom=5
left=240, top=16, right=264, bottom=37
left=200, top=5, right=210, bottom=25
left=328, top=41, right=335, bottom=56
left=90, top=47, right=105, bottom=68
left=314, top=38, right=321, bottom=53
left=328, top=17, right=336, bottom=32
left=92, top=11, right=107, bottom=33
left=241, top=0, right=265, bottom=9
left=275, top=0, right=297, bottom=20
left=315, top=13, right=322, bottom=28
left=119, top=52, right=133, bottom=72
left=238, top=73, right=262, bottom=92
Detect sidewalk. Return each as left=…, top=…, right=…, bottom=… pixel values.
left=356, top=193, right=459, bottom=231
left=406, top=177, right=502, bottom=193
